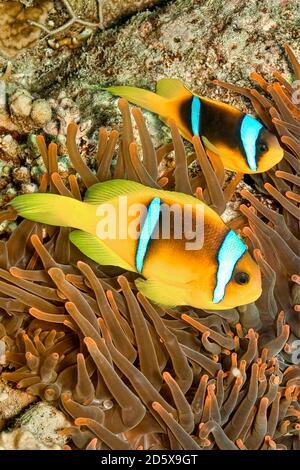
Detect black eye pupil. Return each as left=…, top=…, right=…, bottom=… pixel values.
left=235, top=272, right=250, bottom=285
left=259, top=143, right=268, bottom=152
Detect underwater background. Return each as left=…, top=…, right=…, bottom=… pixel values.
left=0, top=0, right=299, bottom=450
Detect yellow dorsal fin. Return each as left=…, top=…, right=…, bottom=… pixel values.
left=161, top=188, right=223, bottom=226
left=85, top=179, right=203, bottom=208
left=84, top=179, right=222, bottom=226
left=84, top=179, right=155, bottom=205
left=156, top=78, right=192, bottom=101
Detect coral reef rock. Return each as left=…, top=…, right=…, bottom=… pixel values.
left=0, top=0, right=299, bottom=134
left=0, top=401, right=70, bottom=449
left=100, top=0, right=165, bottom=28
left=0, top=379, right=37, bottom=431
left=0, top=1, right=53, bottom=58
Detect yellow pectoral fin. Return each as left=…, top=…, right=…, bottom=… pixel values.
left=135, top=277, right=188, bottom=307
left=202, top=136, right=251, bottom=172
left=201, top=136, right=222, bottom=157
left=69, top=230, right=135, bottom=272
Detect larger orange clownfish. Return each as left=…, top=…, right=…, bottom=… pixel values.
left=10, top=179, right=262, bottom=310
left=106, top=79, right=283, bottom=174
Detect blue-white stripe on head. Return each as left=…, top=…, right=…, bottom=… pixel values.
left=212, top=230, right=247, bottom=304
left=191, top=96, right=201, bottom=136
left=240, top=114, right=264, bottom=171
left=136, top=197, right=161, bottom=273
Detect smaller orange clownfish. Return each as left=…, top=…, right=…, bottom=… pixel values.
left=105, top=79, right=283, bottom=174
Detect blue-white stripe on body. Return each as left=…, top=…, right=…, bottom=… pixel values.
left=212, top=230, right=247, bottom=304
left=136, top=197, right=161, bottom=273
left=240, top=114, right=264, bottom=171
left=191, top=96, right=201, bottom=136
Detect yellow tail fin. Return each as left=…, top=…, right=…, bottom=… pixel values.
left=10, top=193, right=96, bottom=234
left=105, top=85, right=169, bottom=118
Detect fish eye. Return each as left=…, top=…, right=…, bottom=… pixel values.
left=234, top=272, right=250, bottom=285
left=259, top=142, right=268, bottom=153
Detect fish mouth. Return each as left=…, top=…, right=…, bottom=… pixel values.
left=257, top=147, right=284, bottom=173
left=215, top=286, right=262, bottom=310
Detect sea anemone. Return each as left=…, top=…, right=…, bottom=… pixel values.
left=0, top=48, right=299, bottom=450
left=214, top=44, right=300, bottom=341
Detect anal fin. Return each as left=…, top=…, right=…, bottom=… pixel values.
left=69, top=230, right=135, bottom=272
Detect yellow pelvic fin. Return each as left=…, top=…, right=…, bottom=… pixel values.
left=84, top=179, right=155, bottom=205
left=69, top=230, right=135, bottom=272
left=10, top=193, right=95, bottom=233
left=156, top=78, right=192, bottom=101
left=105, top=85, right=169, bottom=118
left=135, top=277, right=187, bottom=307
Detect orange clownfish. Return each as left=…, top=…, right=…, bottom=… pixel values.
left=11, top=180, right=261, bottom=310
left=106, top=79, right=283, bottom=174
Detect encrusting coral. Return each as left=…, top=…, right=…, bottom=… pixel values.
left=0, top=1, right=53, bottom=58
left=0, top=47, right=299, bottom=450
left=0, top=0, right=165, bottom=55
left=28, top=0, right=103, bottom=39
left=0, top=378, right=37, bottom=431
left=30, top=0, right=165, bottom=40
left=0, top=401, right=70, bottom=449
